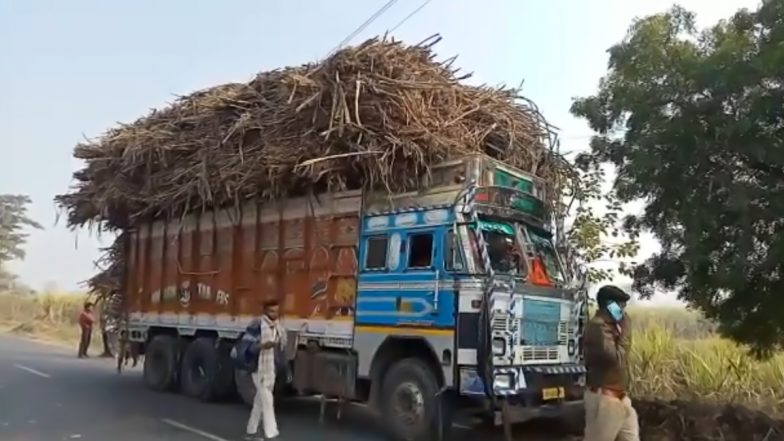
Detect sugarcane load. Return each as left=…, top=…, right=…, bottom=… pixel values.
left=56, top=35, right=589, bottom=441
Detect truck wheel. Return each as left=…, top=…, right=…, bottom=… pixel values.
left=213, top=340, right=237, bottom=399
left=143, top=335, right=178, bottom=392
left=380, top=358, right=451, bottom=441
left=180, top=337, right=232, bottom=401
left=235, top=369, right=257, bottom=407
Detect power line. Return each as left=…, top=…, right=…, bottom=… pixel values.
left=327, top=0, right=399, bottom=58
left=388, top=0, right=433, bottom=33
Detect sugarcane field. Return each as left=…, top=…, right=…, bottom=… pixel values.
left=2, top=2, right=784, bottom=441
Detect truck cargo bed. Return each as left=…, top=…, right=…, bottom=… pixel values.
left=125, top=191, right=362, bottom=347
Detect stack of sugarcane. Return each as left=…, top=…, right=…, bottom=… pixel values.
left=55, top=35, right=568, bottom=300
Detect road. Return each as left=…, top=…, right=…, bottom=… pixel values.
left=0, top=335, right=577, bottom=441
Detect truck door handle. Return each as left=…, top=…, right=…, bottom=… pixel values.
left=432, top=270, right=440, bottom=314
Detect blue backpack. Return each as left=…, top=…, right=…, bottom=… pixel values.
left=230, top=320, right=261, bottom=372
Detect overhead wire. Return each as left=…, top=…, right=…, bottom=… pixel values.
left=326, top=0, right=399, bottom=58
left=388, top=0, right=433, bottom=33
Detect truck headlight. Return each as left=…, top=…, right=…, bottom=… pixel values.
left=568, top=339, right=576, bottom=356
left=492, top=338, right=506, bottom=356
left=493, top=373, right=514, bottom=391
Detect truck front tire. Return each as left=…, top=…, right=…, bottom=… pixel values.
left=143, top=335, right=178, bottom=392
left=180, top=337, right=234, bottom=401
left=380, top=358, right=451, bottom=441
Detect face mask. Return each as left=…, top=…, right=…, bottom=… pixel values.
left=606, top=301, right=624, bottom=321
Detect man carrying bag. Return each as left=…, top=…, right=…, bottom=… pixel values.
left=234, top=300, right=287, bottom=441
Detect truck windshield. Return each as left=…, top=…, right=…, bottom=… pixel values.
left=522, top=226, right=564, bottom=286
left=473, top=219, right=523, bottom=275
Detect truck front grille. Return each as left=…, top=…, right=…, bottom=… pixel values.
left=521, top=345, right=560, bottom=362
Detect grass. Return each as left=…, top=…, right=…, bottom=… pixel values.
left=1, top=292, right=782, bottom=416
left=630, top=324, right=784, bottom=415
left=0, top=292, right=107, bottom=352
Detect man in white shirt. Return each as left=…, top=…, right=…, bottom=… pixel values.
left=245, top=300, right=287, bottom=440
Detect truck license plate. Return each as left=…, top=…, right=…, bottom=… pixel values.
left=542, top=387, right=565, bottom=401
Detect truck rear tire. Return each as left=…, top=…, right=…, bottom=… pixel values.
left=235, top=369, right=256, bottom=407
left=143, top=335, right=178, bottom=392
left=380, top=358, right=451, bottom=441
left=180, top=337, right=233, bottom=401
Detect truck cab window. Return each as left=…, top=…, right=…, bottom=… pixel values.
left=522, top=227, right=564, bottom=285
left=365, top=236, right=388, bottom=270
left=408, top=233, right=433, bottom=268
left=474, top=219, right=522, bottom=275
left=485, top=232, right=521, bottom=274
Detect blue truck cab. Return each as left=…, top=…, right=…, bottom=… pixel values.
left=352, top=153, right=588, bottom=440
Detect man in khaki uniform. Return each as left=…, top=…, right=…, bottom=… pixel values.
left=583, top=285, right=639, bottom=441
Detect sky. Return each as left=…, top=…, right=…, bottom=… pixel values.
left=0, top=0, right=760, bottom=301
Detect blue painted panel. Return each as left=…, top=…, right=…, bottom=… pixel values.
left=355, top=288, right=456, bottom=328
left=361, top=208, right=455, bottom=232
left=521, top=299, right=561, bottom=346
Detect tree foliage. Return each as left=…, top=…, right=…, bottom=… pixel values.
left=556, top=156, right=640, bottom=283
left=571, top=1, right=784, bottom=355
left=0, top=194, right=41, bottom=264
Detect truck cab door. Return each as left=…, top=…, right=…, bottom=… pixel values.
left=356, top=228, right=453, bottom=329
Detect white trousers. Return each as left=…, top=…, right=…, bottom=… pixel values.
left=245, top=372, right=278, bottom=438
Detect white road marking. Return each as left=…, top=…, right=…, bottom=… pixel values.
left=13, top=364, right=51, bottom=379
left=161, top=419, right=232, bottom=441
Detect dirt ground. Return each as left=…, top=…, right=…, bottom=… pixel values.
left=635, top=399, right=783, bottom=441
left=460, top=398, right=783, bottom=440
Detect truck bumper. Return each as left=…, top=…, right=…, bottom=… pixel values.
left=494, top=398, right=583, bottom=425
left=458, top=364, right=586, bottom=425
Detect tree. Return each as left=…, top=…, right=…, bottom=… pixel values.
left=571, top=1, right=784, bottom=355
left=0, top=194, right=41, bottom=267
left=0, top=265, right=18, bottom=292
left=555, top=154, right=640, bottom=284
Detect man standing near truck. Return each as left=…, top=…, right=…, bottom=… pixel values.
left=98, top=300, right=114, bottom=358
left=245, top=300, right=287, bottom=441
left=77, top=302, right=95, bottom=358
left=583, top=285, right=639, bottom=441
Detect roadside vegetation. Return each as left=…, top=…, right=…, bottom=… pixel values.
left=0, top=292, right=107, bottom=351
left=629, top=316, right=784, bottom=416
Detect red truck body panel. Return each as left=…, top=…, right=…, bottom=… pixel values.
left=124, top=192, right=362, bottom=330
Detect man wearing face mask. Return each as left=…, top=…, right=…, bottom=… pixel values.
left=583, top=285, right=639, bottom=441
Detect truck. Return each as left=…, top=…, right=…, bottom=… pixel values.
left=122, top=153, right=588, bottom=441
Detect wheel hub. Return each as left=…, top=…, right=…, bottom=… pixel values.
left=191, top=359, right=207, bottom=383
left=392, top=382, right=426, bottom=427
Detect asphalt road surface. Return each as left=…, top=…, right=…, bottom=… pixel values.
left=0, top=335, right=577, bottom=441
